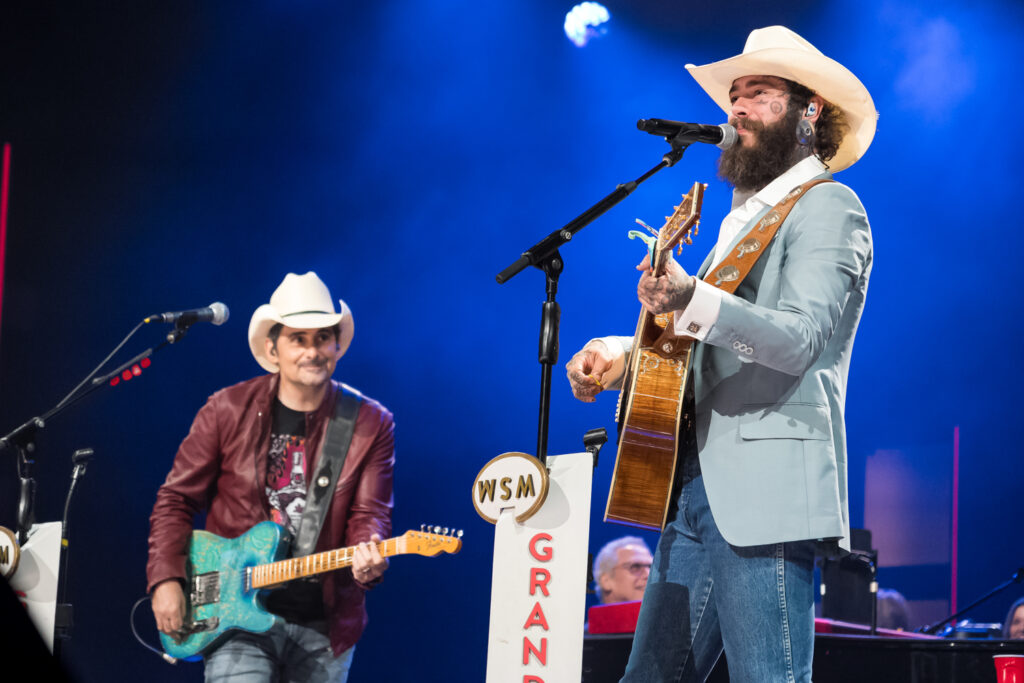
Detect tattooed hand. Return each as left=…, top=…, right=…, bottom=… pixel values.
left=636, top=252, right=696, bottom=315
left=566, top=340, right=615, bottom=403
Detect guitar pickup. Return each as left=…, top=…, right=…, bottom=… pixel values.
left=190, top=571, right=221, bottom=606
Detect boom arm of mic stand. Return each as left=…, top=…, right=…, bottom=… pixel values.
left=0, top=326, right=182, bottom=545
left=919, top=567, right=1024, bottom=634
left=495, top=144, right=689, bottom=285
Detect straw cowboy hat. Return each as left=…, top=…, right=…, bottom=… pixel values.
left=248, top=272, right=354, bottom=373
left=685, top=25, right=877, bottom=171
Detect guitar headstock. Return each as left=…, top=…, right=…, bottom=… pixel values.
left=658, top=181, right=706, bottom=259
left=400, top=525, right=463, bottom=556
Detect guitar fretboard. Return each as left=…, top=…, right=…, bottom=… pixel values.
left=250, top=537, right=404, bottom=589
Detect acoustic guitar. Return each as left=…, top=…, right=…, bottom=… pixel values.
left=159, top=521, right=462, bottom=659
left=605, top=182, right=705, bottom=530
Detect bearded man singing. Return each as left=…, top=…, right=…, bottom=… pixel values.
left=565, top=26, right=877, bottom=682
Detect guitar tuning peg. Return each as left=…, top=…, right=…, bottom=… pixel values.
left=457, top=529, right=464, bottom=538
left=420, top=523, right=425, bottom=531
left=433, top=525, right=441, bottom=533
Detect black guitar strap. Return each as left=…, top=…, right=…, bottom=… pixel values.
left=292, top=385, right=362, bottom=558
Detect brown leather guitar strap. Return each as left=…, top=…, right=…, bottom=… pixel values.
left=654, top=178, right=833, bottom=355
left=702, top=178, right=833, bottom=294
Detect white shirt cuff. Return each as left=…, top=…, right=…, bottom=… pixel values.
left=590, top=336, right=627, bottom=389
left=672, top=280, right=722, bottom=341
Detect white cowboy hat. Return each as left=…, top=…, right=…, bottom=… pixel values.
left=248, top=271, right=354, bottom=373
left=685, top=25, right=877, bottom=172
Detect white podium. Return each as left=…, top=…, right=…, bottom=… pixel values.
left=481, top=452, right=594, bottom=683
left=7, top=522, right=62, bottom=651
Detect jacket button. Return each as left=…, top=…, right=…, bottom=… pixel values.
left=317, top=476, right=330, bottom=488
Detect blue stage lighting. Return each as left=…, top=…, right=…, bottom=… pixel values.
left=564, top=2, right=610, bottom=47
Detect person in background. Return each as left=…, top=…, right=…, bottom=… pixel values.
left=876, top=588, right=910, bottom=631
left=593, top=536, right=654, bottom=604
left=1004, top=597, right=1024, bottom=639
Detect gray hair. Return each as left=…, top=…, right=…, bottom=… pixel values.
left=592, top=536, right=651, bottom=597
left=876, top=588, right=910, bottom=631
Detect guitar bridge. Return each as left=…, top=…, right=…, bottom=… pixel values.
left=179, top=616, right=220, bottom=636
left=190, top=571, right=221, bottom=606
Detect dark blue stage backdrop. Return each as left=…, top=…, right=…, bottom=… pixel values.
left=1, top=1, right=1022, bottom=680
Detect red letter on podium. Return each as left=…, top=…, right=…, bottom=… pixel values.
left=522, top=636, right=548, bottom=665
left=528, top=533, right=553, bottom=562
left=529, top=567, right=551, bottom=597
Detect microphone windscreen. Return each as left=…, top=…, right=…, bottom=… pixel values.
left=209, top=302, right=230, bottom=326
left=717, top=124, right=737, bottom=150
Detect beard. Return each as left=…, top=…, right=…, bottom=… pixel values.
left=717, top=106, right=806, bottom=193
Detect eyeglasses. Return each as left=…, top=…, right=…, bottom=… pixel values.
left=617, top=562, right=652, bottom=576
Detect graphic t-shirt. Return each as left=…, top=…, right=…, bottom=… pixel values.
left=266, top=399, right=309, bottom=536
left=264, top=397, right=324, bottom=624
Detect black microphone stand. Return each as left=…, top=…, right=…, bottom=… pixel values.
left=53, top=447, right=93, bottom=660
left=919, top=567, right=1024, bottom=635
left=496, top=138, right=694, bottom=465
left=1, top=319, right=199, bottom=552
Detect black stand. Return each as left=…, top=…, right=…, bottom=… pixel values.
left=583, top=428, right=608, bottom=468
left=53, top=447, right=93, bottom=660
left=1, top=319, right=195, bottom=543
left=919, top=567, right=1024, bottom=635
left=496, top=143, right=692, bottom=465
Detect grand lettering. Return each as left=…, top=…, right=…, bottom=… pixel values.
left=522, top=532, right=552, bottom=681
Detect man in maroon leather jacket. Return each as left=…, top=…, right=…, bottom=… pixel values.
left=147, top=272, right=394, bottom=681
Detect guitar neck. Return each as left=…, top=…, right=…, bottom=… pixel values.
left=650, top=241, right=671, bottom=278
left=250, top=537, right=404, bottom=589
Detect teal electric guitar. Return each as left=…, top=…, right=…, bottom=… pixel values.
left=159, top=521, right=463, bottom=660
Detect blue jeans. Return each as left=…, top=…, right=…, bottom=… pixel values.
left=622, top=455, right=816, bottom=683
left=204, top=621, right=354, bottom=683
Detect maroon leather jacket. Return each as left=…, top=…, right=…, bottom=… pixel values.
left=146, top=373, right=395, bottom=655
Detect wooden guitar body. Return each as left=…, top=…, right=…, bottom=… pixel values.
left=605, top=321, right=693, bottom=530
left=604, top=182, right=704, bottom=531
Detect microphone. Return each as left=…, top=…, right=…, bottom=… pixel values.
left=145, top=302, right=230, bottom=326
left=637, top=119, right=737, bottom=150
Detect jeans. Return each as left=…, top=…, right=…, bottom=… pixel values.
left=204, top=620, right=354, bottom=683
left=622, top=454, right=816, bottom=683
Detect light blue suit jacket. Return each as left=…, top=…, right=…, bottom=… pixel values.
left=612, top=175, right=871, bottom=550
